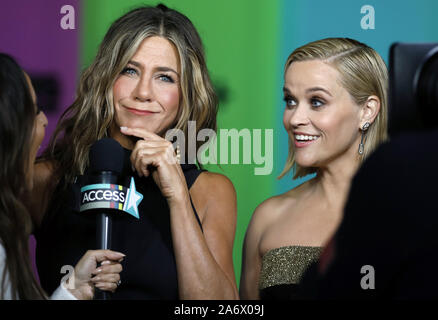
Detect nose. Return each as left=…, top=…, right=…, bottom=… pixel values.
left=288, top=104, right=309, bottom=128
left=134, top=75, right=153, bottom=102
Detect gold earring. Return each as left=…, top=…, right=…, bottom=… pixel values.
left=175, top=145, right=181, bottom=163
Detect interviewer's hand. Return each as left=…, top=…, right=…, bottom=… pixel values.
left=66, top=250, right=125, bottom=300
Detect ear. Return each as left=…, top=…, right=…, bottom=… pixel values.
left=360, top=95, right=380, bottom=128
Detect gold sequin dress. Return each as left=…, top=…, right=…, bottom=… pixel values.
left=259, top=246, right=323, bottom=299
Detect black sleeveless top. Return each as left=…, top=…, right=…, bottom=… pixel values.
left=35, top=148, right=204, bottom=300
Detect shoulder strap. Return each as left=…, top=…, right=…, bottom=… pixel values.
left=182, top=164, right=206, bottom=189
left=181, top=164, right=206, bottom=232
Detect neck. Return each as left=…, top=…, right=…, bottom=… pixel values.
left=312, top=151, right=361, bottom=212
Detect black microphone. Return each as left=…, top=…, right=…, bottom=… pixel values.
left=80, top=138, right=143, bottom=299
left=86, top=138, right=125, bottom=300
left=88, top=138, right=125, bottom=252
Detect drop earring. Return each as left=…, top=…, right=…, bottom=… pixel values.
left=358, top=122, right=370, bottom=155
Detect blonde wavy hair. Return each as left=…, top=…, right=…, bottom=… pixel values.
left=279, top=38, right=388, bottom=180
left=43, top=4, right=217, bottom=183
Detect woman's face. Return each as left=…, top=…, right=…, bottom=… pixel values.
left=283, top=60, right=362, bottom=169
left=24, top=72, right=48, bottom=190
left=111, top=36, right=181, bottom=148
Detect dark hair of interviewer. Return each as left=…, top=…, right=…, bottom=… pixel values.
left=0, top=53, right=46, bottom=299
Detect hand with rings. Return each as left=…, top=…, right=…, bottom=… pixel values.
left=65, top=249, right=125, bottom=299
left=120, top=126, right=188, bottom=203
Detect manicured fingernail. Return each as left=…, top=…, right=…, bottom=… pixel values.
left=92, top=276, right=101, bottom=282
left=120, top=126, right=128, bottom=131
left=101, top=260, right=111, bottom=265
left=96, top=268, right=102, bottom=273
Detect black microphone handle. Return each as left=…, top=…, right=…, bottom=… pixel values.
left=95, top=212, right=112, bottom=300
left=97, top=212, right=112, bottom=250
left=95, top=172, right=115, bottom=251
left=94, top=172, right=116, bottom=300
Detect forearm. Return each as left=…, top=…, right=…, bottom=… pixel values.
left=169, top=197, right=238, bottom=300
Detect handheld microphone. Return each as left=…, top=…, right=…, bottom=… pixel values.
left=88, top=138, right=124, bottom=300
left=80, top=138, right=143, bottom=300
left=88, top=138, right=125, bottom=252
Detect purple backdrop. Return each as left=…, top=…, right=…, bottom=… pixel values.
left=0, top=0, right=80, bottom=282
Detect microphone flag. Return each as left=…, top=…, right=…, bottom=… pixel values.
left=80, top=177, right=143, bottom=219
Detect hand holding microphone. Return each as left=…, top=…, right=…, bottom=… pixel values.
left=65, top=249, right=125, bottom=300
left=80, top=138, right=143, bottom=299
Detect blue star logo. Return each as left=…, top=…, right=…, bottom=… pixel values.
left=123, top=177, right=143, bottom=219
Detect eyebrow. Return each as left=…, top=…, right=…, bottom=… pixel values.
left=128, top=60, right=180, bottom=77
left=306, top=87, right=332, bottom=97
left=282, top=86, right=332, bottom=97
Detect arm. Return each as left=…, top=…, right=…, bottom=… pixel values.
left=239, top=203, right=268, bottom=300
left=171, top=172, right=238, bottom=300
left=122, top=126, right=238, bottom=299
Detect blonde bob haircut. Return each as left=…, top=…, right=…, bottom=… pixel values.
left=279, top=37, right=388, bottom=180
left=44, top=4, right=217, bottom=183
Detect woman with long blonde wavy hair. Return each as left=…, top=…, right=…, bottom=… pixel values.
left=29, top=4, right=238, bottom=300
left=240, top=38, right=388, bottom=299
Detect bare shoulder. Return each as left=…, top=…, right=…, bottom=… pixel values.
left=251, top=189, right=298, bottom=229
left=243, top=194, right=284, bottom=246
left=189, top=171, right=236, bottom=223
left=268, top=180, right=313, bottom=215
left=246, top=182, right=310, bottom=244
left=193, top=171, right=236, bottom=194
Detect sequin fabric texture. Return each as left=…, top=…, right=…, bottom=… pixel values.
left=259, top=246, right=323, bottom=290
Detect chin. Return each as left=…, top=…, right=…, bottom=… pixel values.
left=295, top=155, right=318, bottom=169
left=296, top=163, right=316, bottom=170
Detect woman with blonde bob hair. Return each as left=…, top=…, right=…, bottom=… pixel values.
left=240, top=38, right=388, bottom=299
left=29, top=4, right=238, bottom=299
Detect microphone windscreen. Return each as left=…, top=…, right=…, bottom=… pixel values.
left=89, top=138, right=125, bottom=174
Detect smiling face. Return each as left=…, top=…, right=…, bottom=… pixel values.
left=283, top=60, right=363, bottom=170
left=110, top=36, right=181, bottom=148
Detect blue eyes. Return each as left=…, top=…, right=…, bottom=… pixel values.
left=121, top=67, right=174, bottom=83
left=283, top=96, right=325, bottom=109
left=158, top=75, right=174, bottom=83
left=284, top=97, right=297, bottom=107
left=121, top=67, right=137, bottom=76
left=310, top=98, right=324, bottom=108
